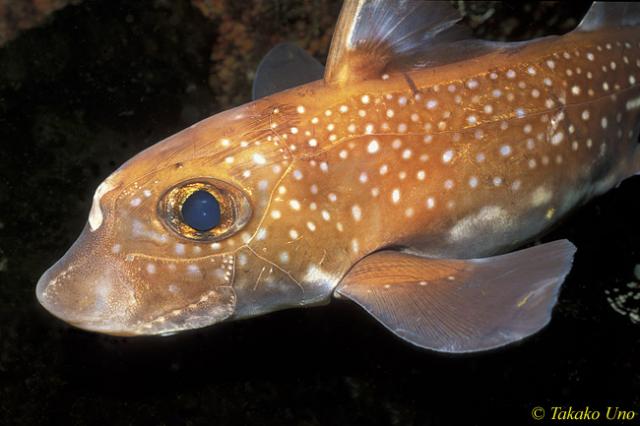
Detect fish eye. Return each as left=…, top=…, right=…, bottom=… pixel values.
left=181, top=190, right=221, bottom=231
left=160, top=179, right=252, bottom=241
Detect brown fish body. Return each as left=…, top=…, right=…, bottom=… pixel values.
left=252, top=27, right=640, bottom=272
left=34, top=1, right=640, bottom=351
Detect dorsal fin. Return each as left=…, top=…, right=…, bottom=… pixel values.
left=252, top=43, right=325, bottom=100
left=324, top=0, right=498, bottom=85
left=576, top=1, right=640, bottom=32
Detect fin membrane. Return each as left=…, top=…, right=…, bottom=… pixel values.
left=576, top=2, right=640, bottom=32
left=335, top=240, right=576, bottom=353
left=324, top=0, right=503, bottom=85
left=252, top=43, right=324, bottom=100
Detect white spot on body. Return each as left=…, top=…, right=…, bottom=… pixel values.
left=392, top=189, right=401, bottom=204
left=551, top=132, right=564, bottom=145
left=531, top=186, right=553, bottom=207
left=289, top=200, right=301, bottom=211
left=252, top=154, right=266, bottom=165
left=625, top=95, right=640, bottom=111
left=351, top=205, right=362, bottom=222
left=426, top=197, right=435, bottom=209
left=367, top=139, right=380, bottom=154
left=186, top=264, right=200, bottom=276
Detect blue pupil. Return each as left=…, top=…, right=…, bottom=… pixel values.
left=181, top=190, right=221, bottom=232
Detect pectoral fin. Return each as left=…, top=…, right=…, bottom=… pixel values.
left=335, top=240, right=576, bottom=353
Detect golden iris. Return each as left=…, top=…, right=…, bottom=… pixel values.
left=160, top=179, right=251, bottom=241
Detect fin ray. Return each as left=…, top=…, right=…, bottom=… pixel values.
left=324, top=0, right=504, bottom=85
left=576, top=1, right=640, bottom=32
left=335, top=240, right=577, bottom=353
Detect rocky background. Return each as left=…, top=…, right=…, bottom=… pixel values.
left=1, top=1, right=639, bottom=425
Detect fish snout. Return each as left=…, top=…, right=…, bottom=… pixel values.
left=36, top=227, right=238, bottom=336
left=36, top=243, right=136, bottom=335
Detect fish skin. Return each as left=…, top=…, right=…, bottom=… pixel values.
left=36, top=22, right=640, bottom=335
left=249, top=27, right=640, bottom=262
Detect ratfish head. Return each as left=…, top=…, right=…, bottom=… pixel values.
left=36, top=102, right=336, bottom=335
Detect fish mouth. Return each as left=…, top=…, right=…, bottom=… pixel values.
left=36, top=259, right=237, bottom=336
left=35, top=228, right=237, bottom=336
left=36, top=256, right=137, bottom=335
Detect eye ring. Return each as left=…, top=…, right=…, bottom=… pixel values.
left=160, top=178, right=251, bottom=241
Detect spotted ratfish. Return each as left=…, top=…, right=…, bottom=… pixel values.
left=36, top=1, right=640, bottom=352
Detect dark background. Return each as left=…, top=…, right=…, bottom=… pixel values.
left=1, top=1, right=639, bottom=425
